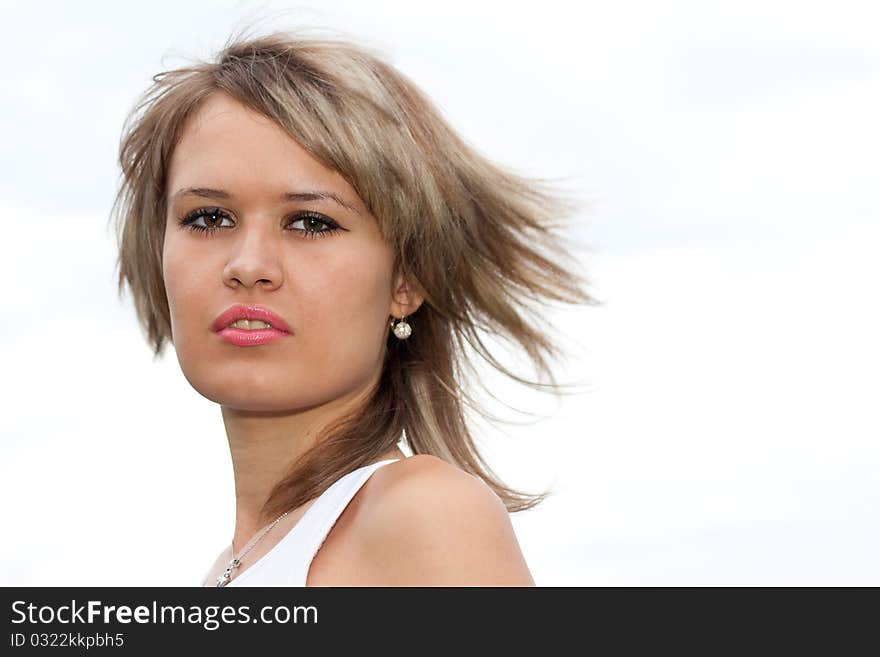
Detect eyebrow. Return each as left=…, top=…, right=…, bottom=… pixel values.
left=170, top=186, right=361, bottom=215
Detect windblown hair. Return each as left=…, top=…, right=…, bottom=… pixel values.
left=111, top=26, right=599, bottom=527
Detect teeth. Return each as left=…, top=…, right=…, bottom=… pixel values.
left=228, top=319, right=272, bottom=330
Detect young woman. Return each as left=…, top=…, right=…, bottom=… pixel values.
left=111, top=28, right=596, bottom=586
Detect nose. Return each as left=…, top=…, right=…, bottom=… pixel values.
left=222, top=219, right=284, bottom=290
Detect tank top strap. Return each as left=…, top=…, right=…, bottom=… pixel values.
left=203, top=457, right=400, bottom=586
left=294, top=458, right=400, bottom=575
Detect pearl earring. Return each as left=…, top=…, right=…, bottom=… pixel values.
left=391, top=314, right=412, bottom=340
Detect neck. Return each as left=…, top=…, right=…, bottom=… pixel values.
left=221, top=368, right=387, bottom=553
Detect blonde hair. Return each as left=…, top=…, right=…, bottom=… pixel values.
left=111, top=27, right=600, bottom=526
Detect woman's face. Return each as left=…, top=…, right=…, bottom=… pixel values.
left=162, top=92, right=400, bottom=412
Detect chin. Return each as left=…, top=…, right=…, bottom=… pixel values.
left=197, top=382, right=330, bottom=414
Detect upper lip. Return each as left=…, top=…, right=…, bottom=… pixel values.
left=212, top=304, right=292, bottom=333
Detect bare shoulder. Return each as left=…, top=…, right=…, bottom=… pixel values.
left=354, top=454, right=536, bottom=586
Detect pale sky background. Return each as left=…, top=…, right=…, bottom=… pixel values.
left=1, top=0, right=877, bottom=585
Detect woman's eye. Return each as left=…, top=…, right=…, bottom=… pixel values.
left=179, top=208, right=233, bottom=233
left=289, top=213, right=340, bottom=238
left=177, top=208, right=340, bottom=240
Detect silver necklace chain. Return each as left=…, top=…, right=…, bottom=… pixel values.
left=215, top=510, right=292, bottom=587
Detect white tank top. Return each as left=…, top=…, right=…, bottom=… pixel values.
left=200, top=458, right=400, bottom=587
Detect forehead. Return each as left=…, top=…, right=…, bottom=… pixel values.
left=167, top=92, right=354, bottom=204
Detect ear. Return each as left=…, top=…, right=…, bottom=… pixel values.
left=389, top=271, right=424, bottom=319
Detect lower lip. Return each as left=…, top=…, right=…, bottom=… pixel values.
left=215, top=327, right=290, bottom=346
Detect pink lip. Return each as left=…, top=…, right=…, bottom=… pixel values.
left=212, top=304, right=292, bottom=347
left=215, top=326, right=288, bottom=346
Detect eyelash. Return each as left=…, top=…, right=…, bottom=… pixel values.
left=177, top=207, right=341, bottom=239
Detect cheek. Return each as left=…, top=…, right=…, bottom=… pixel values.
left=299, top=248, right=392, bottom=371
left=162, top=237, right=183, bottom=323
left=162, top=234, right=211, bottom=340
